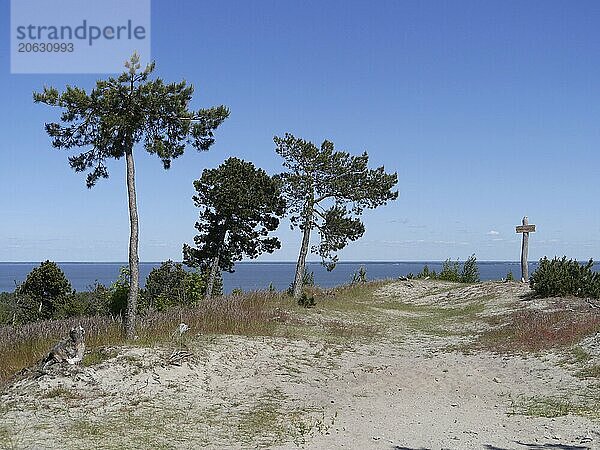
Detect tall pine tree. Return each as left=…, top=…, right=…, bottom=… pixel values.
left=34, top=54, right=229, bottom=337
left=275, top=133, right=398, bottom=298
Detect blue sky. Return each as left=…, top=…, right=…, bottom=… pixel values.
left=1, top=0, right=599, bottom=262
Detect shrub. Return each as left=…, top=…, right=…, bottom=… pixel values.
left=530, top=257, right=600, bottom=299
left=303, top=271, right=315, bottom=286
left=16, top=261, right=74, bottom=322
left=71, top=282, right=111, bottom=316
left=186, top=269, right=223, bottom=300
left=505, top=271, right=514, bottom=282
left=351, top=266, right=367, bottom=284
left=438, top=259, right=460, bottom=282
left=417, top=264, right=437, bottom=279
left=460, top=254, right=480, bottom=283
left=140, top=261, right=222, bottom=311
left=141, top=260, right=188, bottom=310
left=0, top=292, right=17, bottom=325
left=298, top=293, right=316, bottom=308
left=108, top=267, right=130, bottom=317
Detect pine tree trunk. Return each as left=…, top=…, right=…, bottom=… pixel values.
left=205, top=253, right=220, bottom=300
left=292, top=206, right=313, bottom=299
left=125, top=148, right=139, bottom=339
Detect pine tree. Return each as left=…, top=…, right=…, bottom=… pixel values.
left=183, top=157, right=285, bottom=297
left=34, top=54, right=229, bottom=338
left=274, top=133, right=398, bottom=298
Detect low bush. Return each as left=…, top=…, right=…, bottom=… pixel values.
left=416, top=255, right=479, bottom=283
left=287, top=270, right=315, bottom=296
left=416, top=264, right=437, bottom=279
left=438, top=259, right=460, bottom=282
left=0, top=292, right=17, bottom=325
left=351, top=266, right=367, bottom=284
left=107, top=267, right=130, bottom=317
left=140, top=260, right=220, bottom=311
left=530, top=257, right=600, bottom=299
left=298, top=293, right=316, bottom=308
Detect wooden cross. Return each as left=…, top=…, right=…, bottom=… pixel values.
left=515, top=216, right=536, bottom=282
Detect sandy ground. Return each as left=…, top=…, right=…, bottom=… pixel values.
left=1, top=280, right=599, bottom=449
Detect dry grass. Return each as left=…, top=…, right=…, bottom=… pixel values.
left=0, top=291, right=287, bottom=386
left=475, top=308, right=600, bottom=353
left=0, top=282, right=394, bottom=387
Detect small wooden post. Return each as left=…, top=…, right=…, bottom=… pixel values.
left=516, top=216, right=536, bottom=282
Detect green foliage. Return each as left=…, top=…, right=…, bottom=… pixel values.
left=183, top=158, right=286, bottom=295
left=231, top=288, right=244, bottom=296
left=71, top=282, right=111, bottom=316
left=108, top=267, right=130, bottom=317
left=417, top=264, right=437, bottom=279
left=303, top=271, right=315, bottom=287
left=460, top=254, right=480, bottom=283
left=140, top=261, right=221, bottom=311
left=422, top=256, right=479, bottom=283
left=530, top=257, right=600, bottom=299
left=298, top=293, right=316, bottom=308
left=351, top=266, right=368, bottom=284
left=186, top=269, right=223, bottom=299
left=0, top=292, right=17, bottom=325
left=34, top=53, right=229, bottom=336
left=142, top=260, right=190, bottom=310
left=505, top=271, right=515, bottom=282
left=33, top=53, right=229, bottom=188
left=438, top=259, right=461, bottom=282
left=16, top=261, right=74, bottom=322
left=274, top=133, right=398, bottom=271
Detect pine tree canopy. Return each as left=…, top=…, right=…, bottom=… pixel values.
left=183, top=157, right=286, bottom=272
left=275, top=133, right=398, bottom=270
left=33, top=53, right=229, bottom=187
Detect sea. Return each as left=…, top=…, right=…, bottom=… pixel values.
left=3, top=260, right=598, bottom=294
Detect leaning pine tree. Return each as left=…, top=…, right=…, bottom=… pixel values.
left=183, top=157, right=286, bottom=298
left=34, top=53, right=229, bottom=338
left=275, top=133, right=398, bottom=298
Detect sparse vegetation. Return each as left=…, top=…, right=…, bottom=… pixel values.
left=351, top=265, right=368, bottom=284
left=510, top=394, right=600, bottom=419
left=415, top=255, right=480, bottom=283
left=416, top=264, right=437, bottom=279
left=475, top=308, right=600, bottom=353
left=0, top=291, right=286, bottom=385
left=297, top=293, right=316, bottom=308
left=81, top=347, right=118, bottom=367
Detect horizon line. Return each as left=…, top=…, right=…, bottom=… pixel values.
left=2, top=259, right=598, bottom=264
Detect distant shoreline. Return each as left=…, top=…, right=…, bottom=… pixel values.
left=2, top=260, right=599, bottom=294
left=3, top=260, right=597, bottom=264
